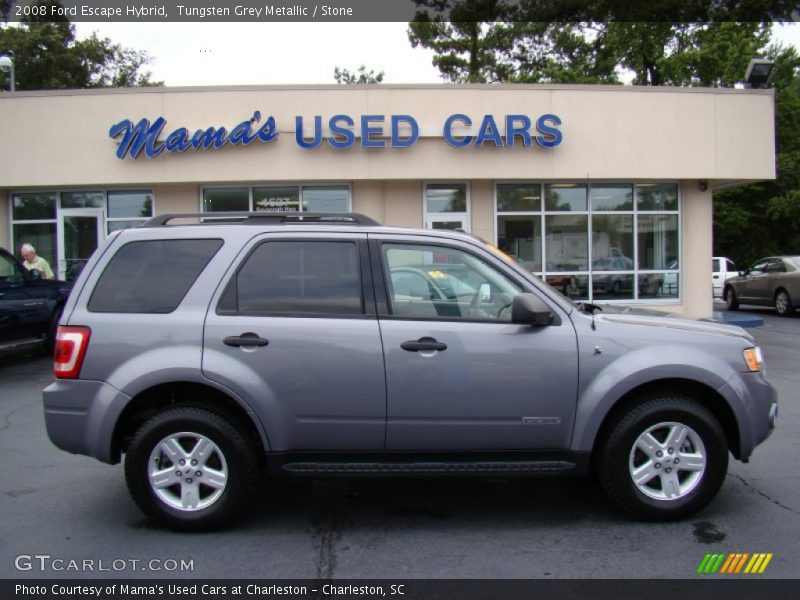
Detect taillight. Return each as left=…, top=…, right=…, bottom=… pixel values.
left=54, top=326, right=91, bottom=379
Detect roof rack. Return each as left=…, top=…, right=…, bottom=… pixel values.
left=141, top=212, right=382, bottom=227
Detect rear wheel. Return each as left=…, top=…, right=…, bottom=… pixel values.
left=598, top=395, right=729, bottom=520
left=724, top=287, right=739, bottom=311
left=775, top=289, right=795, bottom=316
left=125, top=407, right=258, bottom=531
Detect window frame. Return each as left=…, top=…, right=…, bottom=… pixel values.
left=493, top=181, right=681, bottom=304
left=215, top=236, right=376, bottom=320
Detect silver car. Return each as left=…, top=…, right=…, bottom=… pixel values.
left=723, top=256, right=800, bottom=316
left=42, top=212, right=777, bottom=530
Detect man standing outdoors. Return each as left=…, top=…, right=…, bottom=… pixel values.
left=20, top=243, right=55, bottom=279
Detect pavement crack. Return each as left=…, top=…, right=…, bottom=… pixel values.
left=0, top=398, right=42, bottom=434
left=728, top=472, right=800, bottom=517
left=312, top=515, right=341, bottom=579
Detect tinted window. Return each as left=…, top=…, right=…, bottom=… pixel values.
left=88, top=239, right=222, bottom=313
left=220, top=241, right=363, bottom=316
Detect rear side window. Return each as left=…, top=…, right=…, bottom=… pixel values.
left=88, top=239, right=223, bottom=313
left=218, top=241, right=364, bottom=316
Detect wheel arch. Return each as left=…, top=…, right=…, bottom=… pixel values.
left=589, top=378, right=742, bottom=468
left=111, top=381, right=269, bottom=465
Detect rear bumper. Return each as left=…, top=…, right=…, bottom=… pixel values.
left=43, top=379, right=131, bottom=464
left=717, top=371, right=777, bottom=460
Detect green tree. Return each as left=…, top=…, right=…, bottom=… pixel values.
left=714, top=44, right=800, bottom=266
left=408, top=0, right=516, bottom=83
left=0, top=0, right=161, bottom=91
left=333, top=65, right=384, bottom=84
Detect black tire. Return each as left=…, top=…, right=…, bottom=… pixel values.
left=724, top=287, right=739, bottom=311
left=774, top=288, right=795, bottom=317
left=125, top=406, right=258, bottom=531
left=598, top=395, right=729, bottom=521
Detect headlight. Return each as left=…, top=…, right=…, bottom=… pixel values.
left=743, top=347, right=764, bottom=372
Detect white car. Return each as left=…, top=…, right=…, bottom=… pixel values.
left=713, top=257, right=738, bottom=298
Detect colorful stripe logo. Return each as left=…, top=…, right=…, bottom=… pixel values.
left=697, top=553, right=773, bottom=574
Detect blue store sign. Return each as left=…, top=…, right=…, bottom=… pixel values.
left=109, top=111, right=562, bottom=159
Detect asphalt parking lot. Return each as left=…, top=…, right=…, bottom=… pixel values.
left=1, top=304, right=798, bottom=580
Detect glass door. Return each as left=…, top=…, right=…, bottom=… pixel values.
left=58, top=208, right=104, bottom=281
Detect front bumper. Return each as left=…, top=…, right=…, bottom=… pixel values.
left=43, top=379, right=131, bottom=464
left=717, top=371, right=777, bottom=460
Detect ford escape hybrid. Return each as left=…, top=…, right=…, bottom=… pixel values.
left=43, top=212, right=777, bottom=531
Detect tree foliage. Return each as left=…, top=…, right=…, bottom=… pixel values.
left=714, top=44, right=800, bottom=267
left=0, top=0, right=161, bottom=90
left=333, top=65, right=385, bottom=84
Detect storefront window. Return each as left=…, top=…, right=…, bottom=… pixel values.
left=61, top=191, right=104, bottom=209
left=496, top=182, right=680, bottom=303
left=302, top=186, right=350, bottom=212
left=203, top=188, right=249, bottom=213
left=592, top=215, right=634, bottom=270
left=13, top=192, right=56, bottom=220
left=254, top=186, right=300, bottom=212
left=637, top=183, right=679, bottom=211
left=203, top=185, right=351, bottom=214
left=545, top=184, right=587, bottom=211
left=108, top=191, right=153, bottom=218
left=545, top=215, right=588, bottom=272
left=497, top=184, right=541, bottom=212
left=497, top=216, right=541, bottom=273
left=638, top=214, right=679, bottom=270
left=590, top=184, right=633, bottom=211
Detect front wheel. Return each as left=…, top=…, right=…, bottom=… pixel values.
left=125, top=407, right=258, bottom=531
left=598, top=395, right=729, bottom=521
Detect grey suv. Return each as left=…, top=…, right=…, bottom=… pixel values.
left=43, top=213, right=777, bottom=531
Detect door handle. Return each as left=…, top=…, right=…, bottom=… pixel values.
left=401, top=337, right=447, bottom=352
left=224, top=332, right=269, bottom=348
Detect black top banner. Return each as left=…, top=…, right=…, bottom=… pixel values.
left=2, top=0, right=799, bottom=23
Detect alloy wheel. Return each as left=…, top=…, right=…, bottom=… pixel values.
left=628, top=421, right=706, bottom=501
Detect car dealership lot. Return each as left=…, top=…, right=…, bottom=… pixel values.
left=1, top=309, right=798, bottom=580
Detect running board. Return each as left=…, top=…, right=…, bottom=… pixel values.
left=282, top=460, right=576, bottom=476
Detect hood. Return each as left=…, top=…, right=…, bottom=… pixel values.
left=596, top=311, right=753, bottom=342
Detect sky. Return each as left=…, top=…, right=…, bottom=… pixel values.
left=71, top=22, right=800, bottom=87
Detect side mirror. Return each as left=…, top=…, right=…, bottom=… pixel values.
left=511, top=293, right=554, bottom=326
left=28, top=268, right=41, bottom=281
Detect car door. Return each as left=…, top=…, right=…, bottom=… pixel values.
left=372, top=234, right=578, bottom=451
left=763, top=258, right=787, bottom=302
left=202, top=232, right=386, bottom=451
left=737, top=259, right=769, bottom=303
left=0, top=251, right=51, bottom=343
